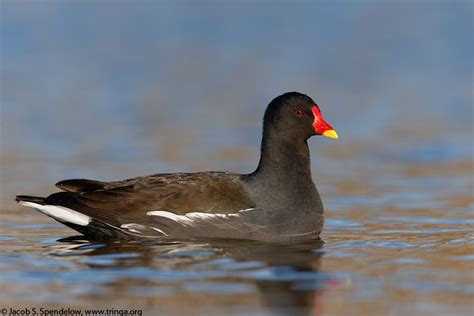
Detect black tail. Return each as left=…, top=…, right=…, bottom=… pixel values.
left=15, top=195, right=46, bottom=204
left=16, top=194, right=137, bottom=241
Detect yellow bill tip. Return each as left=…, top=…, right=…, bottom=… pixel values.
left=322, top=129, right=338, bottom=139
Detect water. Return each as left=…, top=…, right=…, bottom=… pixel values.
left=1, top=2, right=473, bottom=315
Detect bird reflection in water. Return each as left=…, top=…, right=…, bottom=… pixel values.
left=47, top=237, right=329, bottom=315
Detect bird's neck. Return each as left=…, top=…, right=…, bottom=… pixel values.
left=247, top=126, right=317, bottom=196
left=253, top=132, right=312, bottom=180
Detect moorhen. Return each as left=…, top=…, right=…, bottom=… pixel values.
left=16, top=92, right=338, bottom=242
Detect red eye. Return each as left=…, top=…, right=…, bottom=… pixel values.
left=293, top=109, right=304, bottom=117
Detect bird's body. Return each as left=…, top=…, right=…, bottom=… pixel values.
left=16, top=92, right=338, bottom=242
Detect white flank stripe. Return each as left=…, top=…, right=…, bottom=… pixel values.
left=238, top=208, right=255, bottom=213
left=121, top=223, right=168, bottom=236
left=120, top=223, right=143, bottom=234
left=146, top=208, right=255, bottom=226
left=20, top=201, right=90, bottom=226
left=185, top=212, right=219, bottom=219
left=151, top=227, right=167, bottom=235
left=146, top=211, right=189, bottom=222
